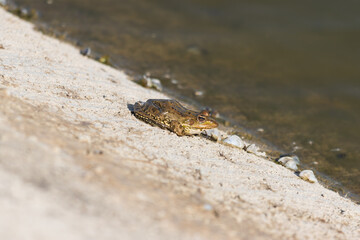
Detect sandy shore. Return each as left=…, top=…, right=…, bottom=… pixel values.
left=0, top=7, right=359, bottom=240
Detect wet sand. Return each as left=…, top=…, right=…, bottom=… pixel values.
left=0, top=7, right=359, bottom=240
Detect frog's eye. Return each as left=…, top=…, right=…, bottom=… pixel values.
left=199, top=110, right=210, bottom=117
left=197, top=115, right=206, bottom=122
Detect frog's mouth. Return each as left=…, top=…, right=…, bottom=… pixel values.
left=182, top=127, right=204, bottom=135
left=191, top=120, right=218, bottom=130
left=182, top=121, right=218, bottom=135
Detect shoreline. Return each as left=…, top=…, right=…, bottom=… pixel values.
left=0, top=7, right=360, bottom=240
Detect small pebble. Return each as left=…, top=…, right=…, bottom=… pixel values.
left=20, top=8, right=29, bottom=16
left=331, top=148, right=341, bottom=152
left=139, top=77, right=152, bottom=88
left=222, top=135, right=245, bottom=149
left=285, top=160, right=298, bottom=171
left=170, top=79, right=178, bottom=84
left=17, top=7, right=38, bottom=20
left=80, top=47, right=91, bottom=56
left=336, top=153, right=346, bottom=159
left=163, top=73, right=171, bottom=79
left=246, top=144, right=266, bottom=157
left=203, top=128, right=221, bottom=141
left=150, top=79, right=163, bottom=91
left=194, top=90, right=204, bottom=97
left=98, top=55, right=110, bottom=65
left=299, top=170, right=318, bottom=183
left=257, top=128, right=264, bottom=133
left=293, top=146, right=302, bottom=151
left=139, top=75, right=163, bottom=91
left=276, top=154, right=300, bottom=171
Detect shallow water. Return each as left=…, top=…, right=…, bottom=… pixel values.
left=10, top=0, right=360, bottom=198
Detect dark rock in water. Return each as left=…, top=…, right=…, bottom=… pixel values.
left=80, top=47, right=91, bottom=56
left=336, top=153, right=347, bottom=159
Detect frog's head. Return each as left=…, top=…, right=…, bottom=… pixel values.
left=181, top=110, right=218, bottom=135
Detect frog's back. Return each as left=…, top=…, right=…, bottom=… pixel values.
left=147, top=99, right=182, bottom=109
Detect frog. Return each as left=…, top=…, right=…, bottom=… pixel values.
left=133, top=99, right=218, bottom=136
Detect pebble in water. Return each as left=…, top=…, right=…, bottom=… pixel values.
left=170, top=79, right=178, bottom=84
left=299, top=170, right=318, bottom=183
left=276, top=154, right=300, bottom=171
left=80, top=47, right=91, bottom=56
left=150, top=79, right=163, bottom=91
left=138, top=75, right=163, bottom=91
left=194, top=90, right=204, bottom=97
left=222, top=135, right=245, bottom=149
left=257, top=128, right=264, bottom=133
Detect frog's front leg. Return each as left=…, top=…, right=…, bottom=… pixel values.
left=170, top=120, right=186, bottom=136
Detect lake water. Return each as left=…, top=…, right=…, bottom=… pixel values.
left=9, top=0, right=360, bottom=200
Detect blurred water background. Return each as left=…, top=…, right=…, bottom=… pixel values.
left=8, top=0, right=360, bottom=199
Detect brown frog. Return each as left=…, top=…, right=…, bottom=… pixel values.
left=133, top=99, right=218, bottom=136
